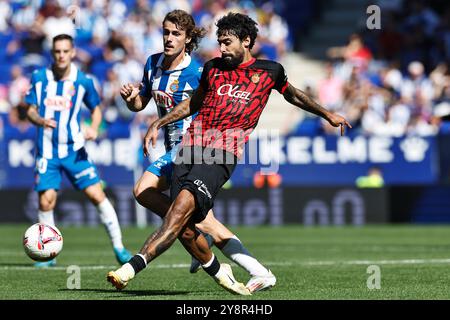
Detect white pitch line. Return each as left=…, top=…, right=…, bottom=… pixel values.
left=300, top=258, right=450, bottom=266
left=2, top=259, right=450, bottom=271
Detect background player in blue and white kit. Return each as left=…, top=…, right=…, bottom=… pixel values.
left=24, top=34, right=132, bottom=267
left=114, top=10, right=275, bottom=293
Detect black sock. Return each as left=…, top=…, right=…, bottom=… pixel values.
left=202, top=255, right=220, bottom=277
left=128, top=255, right=147, bottom=274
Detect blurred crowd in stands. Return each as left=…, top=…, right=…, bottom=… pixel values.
left=0, top=0, right=290, bottom=140
left=0, top=0, right=449, bottom=141
left=291, top=0, right=450, bottom=137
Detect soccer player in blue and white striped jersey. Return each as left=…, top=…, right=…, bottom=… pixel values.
left=24, top=34, right=132, bottom=267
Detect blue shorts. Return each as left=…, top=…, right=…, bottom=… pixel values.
left=146, top=148, right=177, bottom=182
left=34, top=147, right=101, bottom=192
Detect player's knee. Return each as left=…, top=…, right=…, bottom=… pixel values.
left=196, top=221, right=212, bottom=235
left=196, top=216, right=222, bottom=241
left=133, top=185, right=151, bottom=209
left=133, top=179, right=150, bottom=198
left=39, top=197, right=55, bottom=211
left=133, top=183, right=143, bottom=201
left=165, top=206, right=190, bottom=233
left=165, top=211, right=185, bottom=232
left=133, top=179, right=158, bottom=202
left=163, top=191, right=194, bottom=231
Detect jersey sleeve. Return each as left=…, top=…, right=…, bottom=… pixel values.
left=273, top=62, right=289, bottom=94
left=186, top=63, right=203, bottom=97
left=24, top=71, right=39, bottom=106
left=199, top=60, right=214, bottom=91
left=139, top=57, right=152, bottom=98
left=83, top=76, right=101, bottom=110
left=196, top=65, right=203, bottom=85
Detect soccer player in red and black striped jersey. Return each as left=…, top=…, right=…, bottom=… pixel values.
left=110, top=12, right=351, bottom=293
left=108, top=10, right=267, bottom=296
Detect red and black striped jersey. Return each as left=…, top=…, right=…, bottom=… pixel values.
left=182, top=57, right=288, bottom=158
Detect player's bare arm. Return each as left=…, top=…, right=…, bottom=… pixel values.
left=25, top=104, right=57, bottom=128
left=84, top=106, right=102, bottom=140
left=283, top=82, right=351, bottom=135
left=120, top=83, right=150, bottom=112
left=143, top=86, right=205, bottom=156
left=155, top=86, right=205, bottom=128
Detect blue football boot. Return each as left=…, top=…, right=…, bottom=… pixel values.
left=34, top=259, right=57, bottom=268
left=114, top=247, right=133, bottom=265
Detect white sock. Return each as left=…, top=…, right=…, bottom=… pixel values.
left=213, top=263, right=228, bottom=279
left=202, top=254, right=228, bottom=279
left=221, top=235, right=269, bottom=277
left=117, top=263, right=135, bottom=281
left=96, top=198, right=124, bottom=249
left=38, top=210, right=55, bottom=227
left=202, top=254, right=216, bottom=268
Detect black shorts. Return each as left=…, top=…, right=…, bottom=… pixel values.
left=170, top=146, right=237, bottom=223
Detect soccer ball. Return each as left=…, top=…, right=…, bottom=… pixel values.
left=23, top=223, right=63, bottom=261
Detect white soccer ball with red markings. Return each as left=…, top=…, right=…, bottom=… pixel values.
left=23, top=223, right=63, bottom=261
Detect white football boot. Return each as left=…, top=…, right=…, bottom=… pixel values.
left=106, top=264, right=135, bottom=290
left=214, top=263, right=251, bottom=296
left=245, top=270, right=276, bottom=293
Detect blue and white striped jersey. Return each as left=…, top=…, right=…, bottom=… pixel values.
left=25, top=64, right=100, bottom=159
left=140, top=52, right=202, bottom=151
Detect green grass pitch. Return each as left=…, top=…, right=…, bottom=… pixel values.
left=1, top=224, right=450, bottom=300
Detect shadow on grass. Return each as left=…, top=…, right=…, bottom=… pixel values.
left=58, top=288, right=190, bottom=296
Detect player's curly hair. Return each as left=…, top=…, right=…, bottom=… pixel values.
left=216, top=12, right=259, bottom=49
left=163, top=10, right=206, bottom=53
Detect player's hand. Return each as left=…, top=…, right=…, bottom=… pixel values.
left=83, top=126, right=98, bottom=141
left=120, top=83, right=143, bottom=102
left=327, top=113, right=352, bottom=136
left=143, top=121, right=160, bottom=157
left=43, top=118, right=57, bottom=129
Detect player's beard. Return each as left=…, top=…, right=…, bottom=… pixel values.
left=222, top=50, right=244, bottom=69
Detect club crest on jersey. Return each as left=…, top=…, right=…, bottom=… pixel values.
left=169, top=80, right=179, bottom=92
left=68, top=84, right=76, bottom=96
left=44, top=95, right=72, bottom=111
left=251, top=73, right=260, bottom=84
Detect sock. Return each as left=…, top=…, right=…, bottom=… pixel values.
left=202, top=254, right=220, bottom=277
left=127, top=254, right=147, bottom=275
left=38, top=210, right=55, bottom=227
left=203, top=232, right=215, bottom=248
left=116, top=263, right=136, bottom=281
left=221, top=235, right=269, bottom=277
left=96, top=198, right=124, bottom=249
